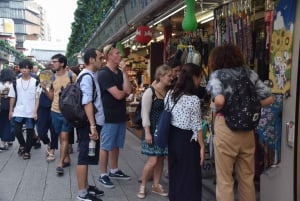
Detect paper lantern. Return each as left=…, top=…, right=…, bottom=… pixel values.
left=135, top=26, right=152, bottom=44
left=182, top=0, right=198, bottom=32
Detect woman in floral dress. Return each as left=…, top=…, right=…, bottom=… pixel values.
left=137, top=64, right=173, bottom=199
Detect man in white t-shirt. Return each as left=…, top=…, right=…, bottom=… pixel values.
left=8, top=59, right=40, bottom=160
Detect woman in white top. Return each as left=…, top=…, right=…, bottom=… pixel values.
left=167, top=63, right=205, bottom=201
left=137, top=65, right=173, bottom=199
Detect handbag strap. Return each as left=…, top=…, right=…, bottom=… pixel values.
left=165, top=91, right=183, bottom=112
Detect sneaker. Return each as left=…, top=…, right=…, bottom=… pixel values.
left=99, top=175, right=115, bottom=188
left=77, top=193, right=103, bottom=201
left=87, top=185, right=104, bottom=197
left=137, top=185, right=146, bottom=199
left=109, top=170, right=131, bottom=180
left=151, top=184, right=168, bottom=197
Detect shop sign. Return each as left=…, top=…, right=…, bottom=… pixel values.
left=0, top=18, right=14, bottom=36
left=135, top=26, right=152, bottom=44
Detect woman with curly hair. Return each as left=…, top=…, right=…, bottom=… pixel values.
left=206, top=44, right=274, bottom=201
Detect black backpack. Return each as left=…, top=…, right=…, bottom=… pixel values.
left=59, top=73, right=96, bottom=128
left=221, top=71, right=261, bottom=131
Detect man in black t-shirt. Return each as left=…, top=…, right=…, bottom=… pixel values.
left=97, top=44, right=132, bottom=188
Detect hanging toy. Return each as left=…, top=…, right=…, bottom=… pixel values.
left=116, top=41, right=125, bottom=58
left=182, top=0, right=198, bottom=32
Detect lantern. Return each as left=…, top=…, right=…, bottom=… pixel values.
left=135, top=26, right=152, bottom=44
left=182, top=0, right=198, bottom=32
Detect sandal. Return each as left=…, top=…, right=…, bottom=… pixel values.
left=46, top=153, right=55, bottom=162
left=23, top=152, right=31, bottom=160
left=46, top=146, right=55, bottom=162
left=18, top=147, right=25, bottom=156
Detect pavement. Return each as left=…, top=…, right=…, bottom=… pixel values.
left=0, top=129, right=217, bottom=201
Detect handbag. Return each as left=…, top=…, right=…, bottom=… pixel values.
left=154, top=92, right=181, bottom=148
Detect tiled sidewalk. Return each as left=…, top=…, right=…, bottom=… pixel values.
left=0, top=130, right=216, bottom=201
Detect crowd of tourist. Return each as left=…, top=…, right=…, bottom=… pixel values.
left=0, top=44, right=274, bottom=201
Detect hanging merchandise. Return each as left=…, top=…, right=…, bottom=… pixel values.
left=268, top=0, right=296, bottom=96
left=185, top=45, right=202, bottom=66
left=255, top=94, right=283, bottom=173
left=135, top=26, right=152, bottom=44
left=182, top=0, right=198, bottom=32
left=213, top=0, right=253, bottom=64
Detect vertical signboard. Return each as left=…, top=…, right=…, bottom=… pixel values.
left=269, top=0, right=297, bottom=96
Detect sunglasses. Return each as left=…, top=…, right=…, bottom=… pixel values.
left=105, top=43, right=116, bottom=55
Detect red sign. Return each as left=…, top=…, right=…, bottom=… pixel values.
left=135, top=26, right=152, bottom=44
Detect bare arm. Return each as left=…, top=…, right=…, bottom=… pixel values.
left=9, top=97, right=15, bottom=120
left=260, top=95, right=274, bottom=107
left=40, top=82, right=54, bottom=101
left=33, top=97, right=39, bottom=121
left=213, top=94, right=225, bottom=111
left=119, top=60, right=132, bottom=95
left=84, top=102, right=98, bottom=140
left=197, top=130, right=205, bottom=165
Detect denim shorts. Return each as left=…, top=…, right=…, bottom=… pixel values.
left=77, top=125, right=101, bottom=165
left=100, top=123, right=126, bottom=151
left=51, top=111, right=71, bottom=134
left=14, top=117, right=35, bottom=129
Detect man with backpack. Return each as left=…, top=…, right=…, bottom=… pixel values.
left=42, top=53, right=76, bottom=175
left=8, top=59, right=40, bottom=160
left=206, top=44, right=274, bottom=201
left=75, top=48, right=105, bottom=201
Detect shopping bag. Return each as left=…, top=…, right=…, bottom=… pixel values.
left=154, top=92, right=182, bottom=148
left=154, top=109, right=172, bottom=148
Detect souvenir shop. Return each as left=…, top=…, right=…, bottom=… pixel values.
left=82, top=0, right=300, bottom=200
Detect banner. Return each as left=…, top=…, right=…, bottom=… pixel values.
left=269, top=0, right=297, bottom=96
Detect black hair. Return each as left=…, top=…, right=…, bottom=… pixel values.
left=166, top=57, right=182, bottom=69
left=19, top=59, right=33, bottom=69
left=51, top=53, right=67, bottom=68
left=172, top=63, right=202, bottom=101
left=0, top=68, right=16, bottom=82
left=83, top=48, right=98, bottom=65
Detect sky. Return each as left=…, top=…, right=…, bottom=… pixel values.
left=34, top=0, right=77, bottom=44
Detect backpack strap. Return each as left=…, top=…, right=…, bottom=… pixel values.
left=149, top=86, right=156, bottom=100
left=52, top=71, right=73, bottom=83
left=68, top=71, right=73, bottom=84
left=77, top=73, right=97, bottom=102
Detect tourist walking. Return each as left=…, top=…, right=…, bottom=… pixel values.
left=43, top=54, right=76, bottom=174
left=0, top=68, right=16, bottom=151
left=8, top=59, right=40, bottom=159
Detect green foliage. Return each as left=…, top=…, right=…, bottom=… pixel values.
left=0, top=39, right=43, bottom=69
left=0, top=39, right=26, bottom=61
left=66, top=0, right=112, bottom=66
